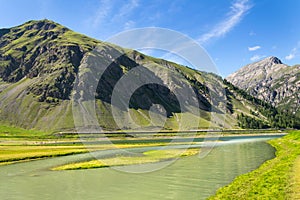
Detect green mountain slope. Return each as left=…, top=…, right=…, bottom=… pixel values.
left=0, top=20, right=297, bottom=133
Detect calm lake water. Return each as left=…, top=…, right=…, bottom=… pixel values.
left=0, top=135, right=282, bottom=200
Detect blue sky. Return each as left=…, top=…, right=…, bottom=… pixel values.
left=0, top=0, right=299, bottom=77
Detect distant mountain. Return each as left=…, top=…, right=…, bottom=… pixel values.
left=0, top=20, right=297, bottom=132
left=227, top=56, right=300, bottom=117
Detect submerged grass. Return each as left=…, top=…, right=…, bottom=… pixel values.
left=0, top=145, right=94, bottom=165
left=208, top=130, right=300, bottom=199
left=0, top=130, right=195, bottom=166
left=52, top=148, right=200, bottom=170
left=0, top=143, right=172, bottom=165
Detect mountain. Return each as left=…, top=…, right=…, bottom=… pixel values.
left=0, top=20, right=297, bottom=132
left=227, top=56, right=300, bottom=117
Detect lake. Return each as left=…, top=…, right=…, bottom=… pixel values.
left=0, top=135, right=283, bottom=200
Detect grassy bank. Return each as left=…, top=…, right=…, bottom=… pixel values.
left=208, top=130, right=300, bottom=199
left=292, top=157, right=300, bottom=199
left=52, top=148, right=200, bottom=170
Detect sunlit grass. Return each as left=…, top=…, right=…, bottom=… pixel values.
left=0, top=134, right=195, bottom=166
left=0, top=145, right=91, bottom=164
left=52, top=148, right=200, bottom=170
left=0, top=143, right=161, bottom=165
left=291, top=157, right=300, bottom=199
left=208, top=130, right=300, bottom=199
left=0, top=125, right=48, bottom=137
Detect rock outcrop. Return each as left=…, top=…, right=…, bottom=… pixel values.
left=227, top=56, right=300, bottom=116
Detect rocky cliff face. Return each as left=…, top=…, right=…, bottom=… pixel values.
left=227, top=56, right=300, bottom=116
left=0, top=20, right=99, bottom=101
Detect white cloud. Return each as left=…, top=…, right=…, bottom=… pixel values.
left=248, top=45, right=261, bottom=51
left=124, top=20, right=136, bottom=30
left=91, top=0, right=112, bottom=28
left=112, top=0, right=139, bottom=21
left=285, top=53, right=295, bottom=60
left=120, top=0, right=139, bottom=17
left=198, top=0, right=252, bottom=45
left=249, top=31, right=256, bottom=36
left=285, top=46, right=299, bottom=60
left=88, top=0, right=139, bottom=30
left=250, top=55, right=265, bottom=62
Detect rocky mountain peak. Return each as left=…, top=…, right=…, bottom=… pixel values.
left=260, top=56, right=282, bottom=65
left=0, top=20, right=89, bottom=100
left=24, top=19, right=56, bottom=30
left=22, top=19, right=67, bottom=31
left=227, top=56, right=300, bottom=117
left=0, top=19, right=68, bottom=40
left=227, top=56, right=286, bottom=85
left=245, top=56, right=284, bottom=72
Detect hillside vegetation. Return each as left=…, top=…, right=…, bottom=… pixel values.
left=0, top=20, right=298, bottom=133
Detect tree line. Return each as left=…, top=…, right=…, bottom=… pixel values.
left=223, top=79, right=300, bottom=129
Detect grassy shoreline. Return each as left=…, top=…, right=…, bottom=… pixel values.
left=208, top=130, right=300, bottom=199
left=292, top=157, right=300, bottom=199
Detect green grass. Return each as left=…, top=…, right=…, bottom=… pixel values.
left=52, top=148, right=200, bottom=170
left=0, top=145, right=90, bottom=165
left=0, top=125, right=102, bottom=165
left=291, top=157, right=300, bottom=199
left=0, top=78, right=76, bottom=132
left=208, top=130, right=300, bottom=199
left=0, top=125, right=48, bottom=137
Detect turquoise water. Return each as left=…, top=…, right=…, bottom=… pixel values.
left=0, top=136, right=280, bottom=200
